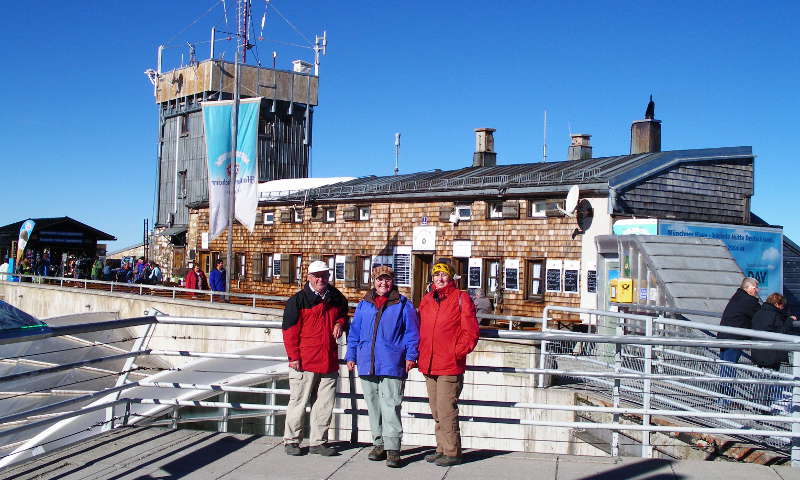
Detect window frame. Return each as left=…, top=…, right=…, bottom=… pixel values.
left=357, top=255, right=372, bottom=289
left=526, top=258, right=546, bottom=301
left=358, top=205, right=371, bottom=221
left=261, top=253, right=273, bottom=282
left=323, top=255, right=336, bottom=285
left=529, top=199, right=566, bottom=218
left=487, top=201, right=504, bottom=219
left=324, top=208, right=336, bottom=223
left=264, top=210, right=275, bottom=225
left=290, top=254, right=303, bottom=285
left=454, top=204, right=472, bottom=221
left=293, top=208, right=304, bottom=223
left=484, top=258, right=501, bottom=293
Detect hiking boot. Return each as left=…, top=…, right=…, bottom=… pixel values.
left=425, top=452, right=443, bottom=463
left=368, top=445, right=386, bottom=461
left=435, top=455, right=462, bottom=467
left=284, top=443, right=302, bottom=456
left=309, top=444, right=338, bottom=456
left=386, top=450, right=401, bottom=468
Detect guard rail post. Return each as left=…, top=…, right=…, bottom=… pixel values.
left=538, top=306, right=550, bottom=388
left=612, top=315, right=622, bottom=457
left=793, top=350, right=800, bottom=466
left=641, top=316, right=654, bottom=458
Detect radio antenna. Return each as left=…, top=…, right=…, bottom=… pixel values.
left=394, top=133, right=401, bottom=175
left=543, top=109, right=548, bottom=162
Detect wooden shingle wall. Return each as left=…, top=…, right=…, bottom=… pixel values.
left=187, top=198, right=586, bottom=321
left=618, top=159, right=753, bottom=224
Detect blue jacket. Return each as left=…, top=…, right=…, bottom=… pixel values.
left=209, top=268, right=225, bottom=292
left=346, top=289, right=419, bottom=378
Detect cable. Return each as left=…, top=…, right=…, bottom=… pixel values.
left=164, top=0, right=224, bottom=48
left=267, top=2, right=311, bottom=46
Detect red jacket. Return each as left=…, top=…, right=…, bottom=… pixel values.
left=184, top=269, right=208, bottom=290
left=282, top=284, right=348, bottom=374
left=418, top=283, right=480, bottom=375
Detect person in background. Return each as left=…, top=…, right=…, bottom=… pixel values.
left=91, top=257, right=104, bottom=280
left=184, top=264, right=208, bottom=297
left=102, top=260, right=113, bottom=281
left=209, top=260, right=226, bottom=299
left=751, top=293, right=794, bottom=409
left=0, top=257, right=9, bottom=281
left=282, top=260, right=348, bottom=457
left=471, top=289, right=493, bottom=326
left=717, top=277, right=761, bottom=401
left=18, top=257, right=33, bottom=282
left=417, top=262, right=480, bottom=467
left=346, top=265, right=419, bottom=468
left=148, top=262, right=163, bottom=285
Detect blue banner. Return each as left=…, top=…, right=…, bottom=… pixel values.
left=16, top=219, right=35, bottom=266
left=202, top=98, right=262, bottom=239
left=659, top=221, right=783, bottom=301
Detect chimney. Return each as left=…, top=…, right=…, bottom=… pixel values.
left=472, top=128, right=497, bottom=167
left=568, top=134, right=592, bottom=160
left=630, top=95, right=661, bottom=154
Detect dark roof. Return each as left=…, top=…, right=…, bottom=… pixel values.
left=266, top=146, right=753, bottom=203
left=0, top=217, right=116, bottom=242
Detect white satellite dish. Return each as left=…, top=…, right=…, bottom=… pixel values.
left=559, top=185, right=580, bottom=217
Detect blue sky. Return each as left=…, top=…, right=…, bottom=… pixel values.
left=2, top=1, right=798, bottom=249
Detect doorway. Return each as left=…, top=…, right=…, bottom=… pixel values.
left=412, top=254, right=433, bottom=306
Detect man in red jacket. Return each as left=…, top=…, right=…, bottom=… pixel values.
left=417, top=262, right=480, bottom=466
left=282, top=260, right=348, bottom=456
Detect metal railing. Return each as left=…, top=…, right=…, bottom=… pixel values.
left=1, top=308, right=800, bottom=469
left=539, top=305, right=800, bottom=458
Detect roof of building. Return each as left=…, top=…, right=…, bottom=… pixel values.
left=0, top=217, right=116, bottom=242
left=262, top=146, right=753, bottom=203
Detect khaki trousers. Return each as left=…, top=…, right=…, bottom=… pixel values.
left=283, top=370, right=337, bottom=446
left=424, top=374, right=464, bottom=457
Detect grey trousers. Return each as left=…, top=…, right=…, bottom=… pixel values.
left=360, top=376, right=405, bottom=451
left=283, top=370, right=338, bottom=446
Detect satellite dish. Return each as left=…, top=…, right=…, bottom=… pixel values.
left=559, top=185, right=580, bottom=217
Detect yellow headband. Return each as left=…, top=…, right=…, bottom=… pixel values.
left=431, top=263, right=454, bottom=277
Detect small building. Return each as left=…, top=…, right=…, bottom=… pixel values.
left=181, top=101, right=795, bottom=321
left=0, top=217, right=116, bottom=268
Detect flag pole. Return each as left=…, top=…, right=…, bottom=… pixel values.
left=226, top=16, right=242, bottom=299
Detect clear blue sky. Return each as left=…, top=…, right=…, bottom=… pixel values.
left=2, top=1, right=798, bottom=249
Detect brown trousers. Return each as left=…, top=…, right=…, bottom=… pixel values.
left=424, top=374, right=464, bottom=457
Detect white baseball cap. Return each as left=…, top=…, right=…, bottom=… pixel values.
left=307, top=260, right=329, bottom=275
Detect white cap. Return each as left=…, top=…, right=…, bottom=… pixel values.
left=307, top=260, right=329, bottom=274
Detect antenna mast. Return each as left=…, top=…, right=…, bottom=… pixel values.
left=237, top=0, right=251, bottom=63
left=543, top=110, right=548, bottom=162
left=394, top=133, right=401, bottom=175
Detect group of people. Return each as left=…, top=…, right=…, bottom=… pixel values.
left=281, top=260, right=479, bottom=468
left=183, top=260, right=226, bottom=297
left=719, top=277, right=797, bottom=404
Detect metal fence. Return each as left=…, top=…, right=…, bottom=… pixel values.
left=1, top=308, right=800, bottom=470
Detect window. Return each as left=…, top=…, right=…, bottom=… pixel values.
left=334, top=255, right=346, bottom=283
left=485, top=259, right=500, bottom=294
left=393, top=247, right=411, bottom=286
left=261, top=253, right=273, bottom=281
left=529, top=199, right=565, bottom=217
left=323, top=255, right=336, bottom=285
left=527, top=259, right=545, bottom=300
left=358, top=206, right=370, bottom=221
left=453, top=257, right=468, bottom=290
left=455, top=204, right=472, bottom=221
left=264, top=211, right=275, bottom=225
left=488, top=202, right=503, bottom=219
left=293, top=208, right=304, bottom=223
left=289, top=255, right=303, bottom=285
left=179, top=115, right=189, bottom=136
left=324, top=208, right=336, bottom=223
left=358, top=256, right=372, bottom=289
left=234, top=252, right=246, bottom=280
left=177, top=170, right=187, bottom=199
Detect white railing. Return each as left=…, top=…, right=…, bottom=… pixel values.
left=1, top=309, right=800, bottom=468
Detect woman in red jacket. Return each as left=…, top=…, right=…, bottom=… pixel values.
left=184, top=264, right=208, bottom=297
left=417, top=262, right=479, bottom=467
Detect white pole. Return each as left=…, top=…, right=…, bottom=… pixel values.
left=543, top=109, right=548, bottom=162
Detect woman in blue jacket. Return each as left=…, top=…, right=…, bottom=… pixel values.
left=346, top=265, right=419, bottom=468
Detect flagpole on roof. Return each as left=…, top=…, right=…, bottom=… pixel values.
left=225, top=0, right=245, bottom=298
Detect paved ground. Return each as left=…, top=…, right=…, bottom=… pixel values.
left=3, top=427, right=800, bottom=480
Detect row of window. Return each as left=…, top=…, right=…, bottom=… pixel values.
left=256, top=199, right=566, bottom=226
left=201, top=250, right=581, bottom=299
